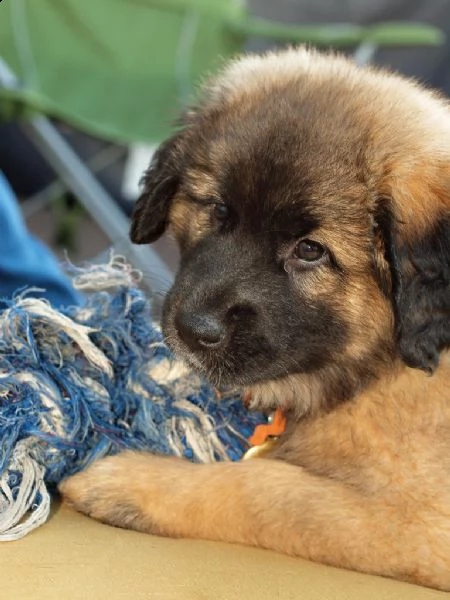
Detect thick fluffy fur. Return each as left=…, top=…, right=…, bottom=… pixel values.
left=60, top=48, right=450, bottom=589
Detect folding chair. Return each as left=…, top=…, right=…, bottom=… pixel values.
left=0, top=0, right=443, bottom=295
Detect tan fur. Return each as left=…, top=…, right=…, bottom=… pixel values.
left=61, top=48, right=450, bottom=590
left=60, top=355, right=450, bottom=589
left=170, top=195, right=211, bottom=246
left=60, top=359, right=450, bottom=589
left=200, top=46, right=450, bottom=236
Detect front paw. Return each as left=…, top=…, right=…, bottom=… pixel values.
left=59, top=452, right=160, bottom=533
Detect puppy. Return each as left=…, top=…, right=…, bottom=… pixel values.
left=60, top=47, right=450, bottom=590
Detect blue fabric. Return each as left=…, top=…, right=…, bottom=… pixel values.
left=0, top=266, right=267, bottom=539
left=0, top=172, right=82, bottom=308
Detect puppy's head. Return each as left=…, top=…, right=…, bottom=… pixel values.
left=131, top=48, right=450, bottom=416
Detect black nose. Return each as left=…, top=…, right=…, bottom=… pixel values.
left=175, top=310, right=227, bottom=350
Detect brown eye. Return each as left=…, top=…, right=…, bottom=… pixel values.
left=293, top=239, right=326, bottom=262
left=212, top=203, right=230, bottom=223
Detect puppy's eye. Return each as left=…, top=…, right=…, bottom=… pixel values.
left=293, top=239, right=326, bottom=262
left=212, top=203, right=230, bottom=223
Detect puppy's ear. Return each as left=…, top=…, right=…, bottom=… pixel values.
left=130, top=135, right=182, bottom=244
left=374, top=197, right=450, bottom=373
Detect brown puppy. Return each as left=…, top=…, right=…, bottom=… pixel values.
left=60, top=48, right=450, bottom=590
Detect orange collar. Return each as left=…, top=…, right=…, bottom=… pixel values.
left=249, top=408, right=286, bottom=446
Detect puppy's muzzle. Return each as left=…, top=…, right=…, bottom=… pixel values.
left=174, top=303, right=257, bottom=353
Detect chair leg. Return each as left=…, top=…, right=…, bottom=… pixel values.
left=353, top=41, right=378, bottom=65
left=21, top=144, right=126, bottom=219
left=22, top=115, right=173, bottom=296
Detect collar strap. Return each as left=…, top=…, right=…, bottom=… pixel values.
left=249, top=408, right=286, bottom=446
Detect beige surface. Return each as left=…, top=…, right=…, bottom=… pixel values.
left=1, top=502, right=447, bottom=600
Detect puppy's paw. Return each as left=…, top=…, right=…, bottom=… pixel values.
left=59, top=452, right=167, bottom=533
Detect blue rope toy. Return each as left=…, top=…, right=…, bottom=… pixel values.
left=0, top=257, right=265, bottom=540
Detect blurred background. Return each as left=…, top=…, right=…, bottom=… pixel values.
left=0, top=0, right=448, bottom=300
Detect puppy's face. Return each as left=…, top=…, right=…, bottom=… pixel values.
left=131, top=49, right=450, bottom=415
left=157, top=104, right=394, bottom=401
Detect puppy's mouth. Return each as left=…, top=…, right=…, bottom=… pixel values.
left=173, top=348, right=238, bottom=387
left=163, top=317, right=285, bottom=387
left=163, top=327, right=276, bottom=388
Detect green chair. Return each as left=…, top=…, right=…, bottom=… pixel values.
left=0, top=0, right=443, bottom=144
left=0, top=0, right=444, bottom=290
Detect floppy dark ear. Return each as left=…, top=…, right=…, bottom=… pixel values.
left=375, top=199, right=450, bottom=373
left=130, top=135, right=181, bottom=244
